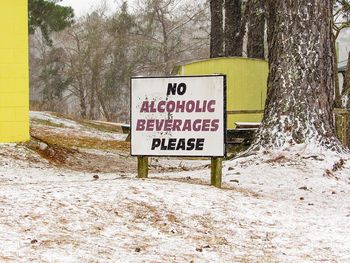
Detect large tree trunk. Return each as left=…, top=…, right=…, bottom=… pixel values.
left=252, top=0, right=342, bottom=151
left=342, top=51, right=350, bottom=108
left=342, top=52, right=350, bottom=145
left=210, top=0, right=224, bottom=58
left=332, top=36, right=342, bottom=108
left=247, top=0, right=265, bottom=59
left=225, top=0, right=243, bottom=57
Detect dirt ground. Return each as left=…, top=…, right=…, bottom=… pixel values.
left=26, top=112, right=209, bottom=174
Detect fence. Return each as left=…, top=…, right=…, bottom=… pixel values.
left=335, top=108, right=350, bottom=147
left=227, top=108, right=350, bottom=148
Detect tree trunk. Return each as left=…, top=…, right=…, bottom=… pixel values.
left=210, top=0, right=224, bottom=58
left=247, top=0, right=265, bottom=59
left=89, top=78, right=96, bottom=120
left=332, top=36, right=342, bottom=108
left=79, top=88, right=87, bottom=119
left=225, top=0, right=243, bottom=57
left=342, top=51, right=350, bottom=108
left=342, top=51, right=350, bottom=147
left=252, top=0, right=342, bottom=151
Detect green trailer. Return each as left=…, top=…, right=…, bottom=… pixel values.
left=174, top=57, right=268, bottom=129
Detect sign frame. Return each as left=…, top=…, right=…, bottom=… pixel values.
left=130, top=75, right=227, bottom=158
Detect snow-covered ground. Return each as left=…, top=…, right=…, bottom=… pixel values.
left=30, top=111, right=128, bottom=141
left=0, top=113, right=350, bottom=262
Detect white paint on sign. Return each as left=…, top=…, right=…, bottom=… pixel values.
left=131, top=76, right=225, bottom=157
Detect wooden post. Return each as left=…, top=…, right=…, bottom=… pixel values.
left=211, top=157, right=222, bottom=188
left=344, top=113, right=348, bottom=147
left=137, top=156, right=149, bottom=178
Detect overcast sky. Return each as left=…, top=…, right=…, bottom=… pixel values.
left=59, top=0, right=120, bottom=16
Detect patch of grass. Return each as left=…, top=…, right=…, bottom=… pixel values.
left=78, top=120, right=124, bottom=134
left=31, top=127, right=130, bottom=152
left=49, top=112, right=125, bottom=134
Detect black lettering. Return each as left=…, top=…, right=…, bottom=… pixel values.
left=167, top=83, right=177, bottom=95
left=195, top=138, right=205, bottom=150
left=176, top=138, right=186, bottom=150
left=177, top=83, right=187, bottom=95
left=151, top=139, right=161, bottom=150
left=168, top=138, right=177, bottom=150
left=161, top=139, right=167, bottom=150
left=186, top=138, right=196, bottom=151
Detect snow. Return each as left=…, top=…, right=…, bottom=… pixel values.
left=30, top=111, right=82, bottom=129
left=30, top=111, right=128, bottom=141
left=0, top=142, right=350, bottom=262
left=0, top=113, right=349, bottom=261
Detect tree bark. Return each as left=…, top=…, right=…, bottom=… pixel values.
left=225, top=0, right=243, bottom=57
left=210, top=0, right=224, bottom=58
left=342, top=51, right=350, bottom=108
left=332, top=36, right=342, bottom=108
left=342, top=51, right=350, bottom=145
left=247, top=0, right=265, bottom=59
left=252, top=0, right=342, bottom=151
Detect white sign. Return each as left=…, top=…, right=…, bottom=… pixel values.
left=131, top=75, right=226, bottom=157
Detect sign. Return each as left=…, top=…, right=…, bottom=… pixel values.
left=131, top=75, right=226, bottom=157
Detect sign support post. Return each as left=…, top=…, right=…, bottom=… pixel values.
left=211, top=157, right=222, bottom=188
left=137, top=156, right=149, bottom=178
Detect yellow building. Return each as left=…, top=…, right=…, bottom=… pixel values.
left=175, top=57, right=268, bottom=129
left=0, top=1, right=29, bottom=142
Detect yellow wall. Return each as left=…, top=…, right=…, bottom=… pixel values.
left=0, top=1, right=29, bottom=142
left=177, top=57, right=268, bottom=129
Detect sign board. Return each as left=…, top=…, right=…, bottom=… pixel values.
left=131, top=75, right=226, bottom=157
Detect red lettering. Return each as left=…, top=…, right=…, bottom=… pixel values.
left=208, top=100, right=216, bottom=112
left=146, top=119, right=155, bottom=131
left=182, top=120, right=192, bottom=131
left=186, top=101, right=195, bottom=112
left=193, top=119, right=202, bottom=131
left=158, top=101, right=166, bottom=112
left=155, top=119, right=165, bottom=131
left=202, top=119, right=211, bottom=131
left=149, top=101, right=156, bottom=112
left=136, top=119, right=146, bottom=131
left=176, top=101, right=186, bottom=112
left=140, top=101, right=149, bottom=113
left=172, top=119, right=182, bottom=131
left=164, top=119, right=173, bottom=131
left=211, top=119, right=219, bottom=131
left=166, top=101, right=176, bottom=112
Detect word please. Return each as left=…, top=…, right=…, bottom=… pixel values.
left=140, top=100, right=216, bottom=113
left=151, top=138, right=205, bottom=151
left=136, top=119, right=219, bottom=132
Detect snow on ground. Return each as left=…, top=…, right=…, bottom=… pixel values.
left=30, top=111, right=128, bottom=141
left=30, top=111, right=82, bottom=129
left=0, top=113, right=350, bottom=262
left=0, top=143, right=350, bottom=262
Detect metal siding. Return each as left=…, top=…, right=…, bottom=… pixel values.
left=0, top=0, right=29, bottom=142
left=178, top=57, right=268, bottom=129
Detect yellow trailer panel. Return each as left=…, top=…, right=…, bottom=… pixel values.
left=176, top=57, right=268, bottom=129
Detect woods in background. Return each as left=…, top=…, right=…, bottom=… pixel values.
left=29, top=0, right=210, bottom=123
left=210, top=0, right=265, bottom=59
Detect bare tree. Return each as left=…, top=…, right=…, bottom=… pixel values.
left=246, top=0, right=265, bottom=59
left=225, top=0, right=243, bottom=57
left=210, top=0, right=224, bottom=58
left=333, top=0, right=350, bottom=107
left=30, top=0, right=210, bottom=122
left=135, top=0, right=209, bottom=74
